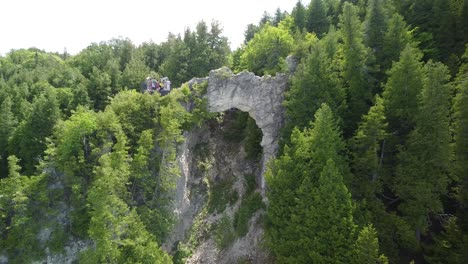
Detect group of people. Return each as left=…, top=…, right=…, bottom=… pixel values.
left=144, top=76, right=171, bottom=95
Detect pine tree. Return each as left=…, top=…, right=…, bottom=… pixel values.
left=267, top=104, right=350, bottom=262
left=395, top=61, right=452, bottom=243
left=306, top=0, right=329, bottom=37
left=9, top=90, right=60, bottom=174
left=364, top=0, right=388, bottom=56
left=363, top=0, right=388, bottom=83
left=350, top=95, right=387, bottom=200
left=0, top=97, right=17, bottom=177
left=284, top=37, right=345, bottom=136
left=82, top=122, right=171, bottom=263
left=383, top=44, right=424, bottom=141
left=121, top=50, right=150, bottom=90
left=88, top=66, right=112, bottom=110
left=353, top=225, right=388, bottom=264
left=292, top=159, right=356, bottom=263
left=454, top=46, right=468, bottom=233
left=291, top=0, right=307, bottom=31
left=339, top=2, right=373, bottom=136
left=382, top=13, right=414, bottom=73
left=0, top=156, right=41, bottom=262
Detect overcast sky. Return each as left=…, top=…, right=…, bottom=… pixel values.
left=0, top=0, right=301, bottom=55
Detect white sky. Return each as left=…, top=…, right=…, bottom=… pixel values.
left=0, top=0, right=301, bottom=55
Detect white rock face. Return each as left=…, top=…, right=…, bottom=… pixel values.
left=205, top=68, right=289, bottom=191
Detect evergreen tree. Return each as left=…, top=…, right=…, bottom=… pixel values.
left=454, top=46, right=468, bottom=233
left=159, top=35, right=190, bottom=87
left=291, top=0, right=307, bottom=31
left=0, top=156, right=42, bottom=262
left=284, top=36, right=345, bottom=137
left=383, top=44, right=424, bottom=142
left=353, top=225, right=388, bottom=264
left=9, top=90, right=60, bottom=174
left=267, top=104, right=350, bottom=262
left=395, top=61, right=452, bottom=244
left=382, top=13, right=414, bottom=73
left=292, top=159, right=356, bottom=263
left=272, top=8, right=287, bottom=26
left=84, top=150, right=171, bottom=263
left=88, top=66, right=112, bottom=110
left=350, top=95, right=387, bottom=200
left=363, top=0, right=388, bottom=82
left=121, top=50, right=150, bottom=90
left=243, top=24, right=260, bottom=44
left=207, top=21, right=230, bottom=71
left=0, top=97, right=17, bottom=177
left=424, top=217, right=468, bottom=264
left=306, top=0, right=329, bottom=37
left=339, top=2, right=373, bottom=136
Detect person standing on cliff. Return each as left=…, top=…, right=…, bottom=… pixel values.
left=165, top=78, right=171, bottom=91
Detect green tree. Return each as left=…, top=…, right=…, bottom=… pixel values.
left=243, top=24, right=261, bottom=44
left=88, top=66, right=112, bottom=110
left=159, top=34, right=190, bottom=87
left=291, top=159, right=356, bottom=263
left=0, top=156, right=43, bottom=263
left=240, top=25, right=294, bottom=76
left=0, top=97, right=17, bottom=177
left=9, top=90, right=60, bottom=174
left=71, top=83, right=91, bottom=109
left=272, top=8, right=287, bottom=26
left=291, top=0, right=307, bottom=31
left=363, top=0, right=388, bottom=83
left=353, top=225, right=388, bottom=264
left=139, top=41, right=162, bottom=72
left=84, top=151, right=171, bottom=263
left=382, top=13, right=415, bottom=73
left=266, top=104, right=350, bottom=262
left=121, top=50, right=150, bottom=90
left=394, top=61, right=452, bottom=246
left=364, top=0, right=388, bottom=55
left=453, top=46, right=468, bottom=235
left=383, top=44, right=424, bottom=141
left=284, top=35, right=345, bottom=137
left=350, top=95, right=387, bottom=200
left=339, top=2, right=374, bottom=135
left=306, top=0, right=329, bottom=37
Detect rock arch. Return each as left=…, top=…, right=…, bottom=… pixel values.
left=203, top=67, right=289, bottom=191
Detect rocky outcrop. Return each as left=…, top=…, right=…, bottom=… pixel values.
left=166, top=68, right=290, bottom=263
left=205, top=68, right=289, bottom=191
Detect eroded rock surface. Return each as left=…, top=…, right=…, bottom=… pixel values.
left=205, top=68, right=288, bottom=190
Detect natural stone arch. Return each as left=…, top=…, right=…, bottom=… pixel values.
left=202, top=67, right=289, bottom=191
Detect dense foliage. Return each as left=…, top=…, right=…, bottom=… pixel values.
left=0, top=0, right=467, bottom=263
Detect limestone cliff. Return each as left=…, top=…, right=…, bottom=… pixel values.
left=206, top=68, right=289, bottom=190
left=165, top=68, right=289, bottom=263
